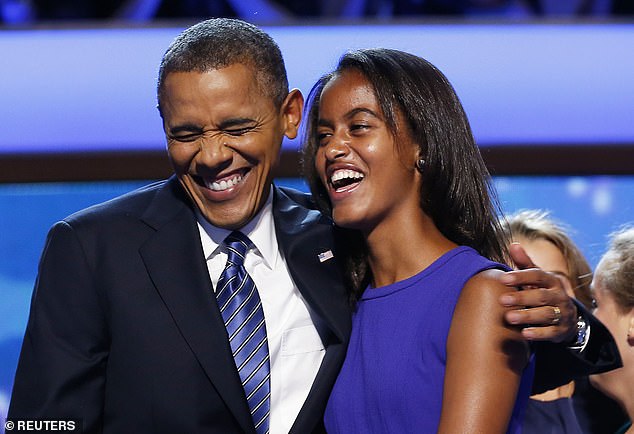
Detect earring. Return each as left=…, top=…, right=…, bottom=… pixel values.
left=416, top=158, right=425, bottom=173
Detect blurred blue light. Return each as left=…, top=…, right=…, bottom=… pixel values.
left=1, top=23, right=633, bottom=153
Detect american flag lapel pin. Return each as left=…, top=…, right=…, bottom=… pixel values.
left=318, top=250, right=334, bottom=263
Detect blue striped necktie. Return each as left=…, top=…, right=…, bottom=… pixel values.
left=217, top=231, right=270, bottom=434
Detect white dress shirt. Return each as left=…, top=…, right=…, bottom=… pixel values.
left=196, top=187, right=326, bottom=434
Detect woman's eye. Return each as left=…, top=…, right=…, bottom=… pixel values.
left=317, top=132, right=331, bottom=145
left=350, top=124, right=370, bottom=133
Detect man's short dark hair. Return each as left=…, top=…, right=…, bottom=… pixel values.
left=157, top=18, right=289, bottom=113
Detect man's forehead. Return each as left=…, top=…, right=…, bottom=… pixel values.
left=167, top=66, right=272, bottom=99
left=164, top=60, right=258, bottom=83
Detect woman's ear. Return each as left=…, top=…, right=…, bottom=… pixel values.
left=282, top=88, right=304, bottom=140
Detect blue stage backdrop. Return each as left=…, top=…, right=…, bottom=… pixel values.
left=1, top=22, right=634, bottom=154
left=1, top=21, right=633, bottom=423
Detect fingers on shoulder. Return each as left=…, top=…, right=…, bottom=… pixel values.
left=462, top=269, right=515, bottom=309
left=458, top=269, right=526, bottom=339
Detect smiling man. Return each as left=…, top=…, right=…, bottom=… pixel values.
left=8, top=18, right=621, bottom=434
left=8, top=19, right=351, bottom=434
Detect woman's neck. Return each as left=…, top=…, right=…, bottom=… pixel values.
left=364, top=209, right=456, bottom=288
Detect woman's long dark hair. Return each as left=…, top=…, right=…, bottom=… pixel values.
left=302, top=48, right=509, bottom=302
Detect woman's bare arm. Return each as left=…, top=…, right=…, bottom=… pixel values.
left=438, top=268, right=530, bottom=434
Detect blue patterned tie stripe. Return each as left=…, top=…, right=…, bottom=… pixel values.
left=216, top=231, right=270, bottom=434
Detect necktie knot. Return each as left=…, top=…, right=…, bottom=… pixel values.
left=224, top=231, right=253, bottom=267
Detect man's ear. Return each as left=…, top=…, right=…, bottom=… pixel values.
left=282, top=88, right=304, bottom=140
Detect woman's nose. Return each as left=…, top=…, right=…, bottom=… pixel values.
left=324, top=135, right=350, bottom=161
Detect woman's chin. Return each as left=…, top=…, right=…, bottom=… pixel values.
left=332, top=212, right=359, bottom=230
left=332, top=211, right=369, bottom=232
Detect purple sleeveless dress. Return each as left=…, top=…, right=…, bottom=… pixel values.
left=324, top=246, right=535, bottom=433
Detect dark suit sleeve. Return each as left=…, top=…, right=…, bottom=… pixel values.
left=8, top=221, right=108, bottom=432
left=531, top=302, right=622, bottom=394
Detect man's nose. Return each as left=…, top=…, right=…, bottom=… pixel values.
left=196, top=136, right=234, bottom=168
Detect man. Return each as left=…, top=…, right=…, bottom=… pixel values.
left=8, top=18, right=620, bottom=433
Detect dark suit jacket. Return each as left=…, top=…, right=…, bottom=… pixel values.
left=8, top=177, right=351, bottom=433
left=531, top=300, right=622, bottom=395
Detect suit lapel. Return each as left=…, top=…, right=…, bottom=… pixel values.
left=138, top=177, right=255, bottom=434
left=272, top=186, right=350, bottom=344
left=272, top=186, right=351, bottom=433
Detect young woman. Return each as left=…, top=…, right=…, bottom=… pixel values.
left=302, top=48, right=534, bottom=433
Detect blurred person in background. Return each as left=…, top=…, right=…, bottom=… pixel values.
left=590, top=226, right=634, bottom=434
left=505, top=210, right=628, bottom=434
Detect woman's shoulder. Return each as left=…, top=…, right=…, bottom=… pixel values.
left=461, top=268, right=510, bottom=307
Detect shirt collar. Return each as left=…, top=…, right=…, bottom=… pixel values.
left=196, top=186, right=278, bottom=269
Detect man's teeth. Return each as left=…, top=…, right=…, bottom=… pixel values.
left=206, top=174, right=243, bottom=191
left=331, top=169, right=364, bottom=185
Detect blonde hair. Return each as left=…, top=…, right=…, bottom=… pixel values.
left=597, top=225, right=634, bottom=312
left=503, top=209, right=593, bottom=309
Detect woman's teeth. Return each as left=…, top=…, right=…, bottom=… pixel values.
left=331, top=169, right=364, bottom=189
